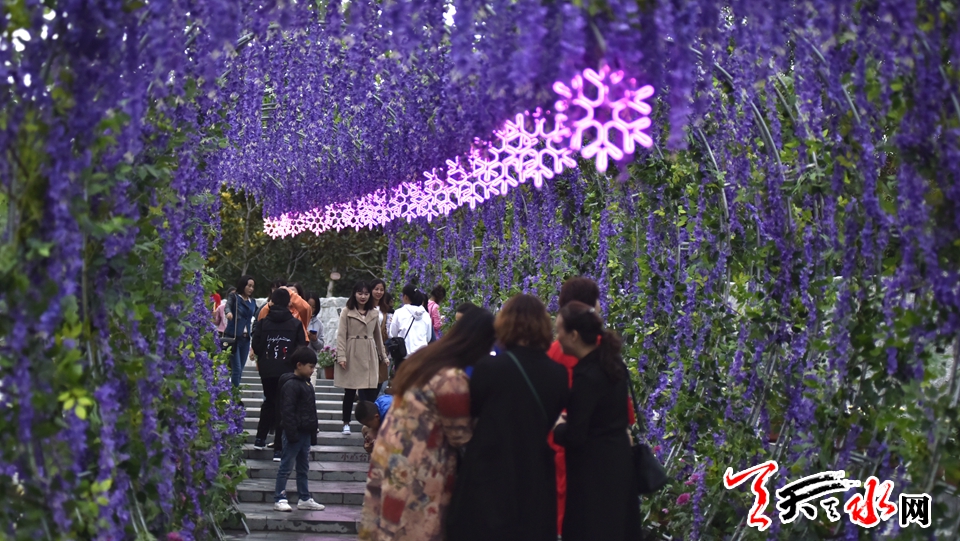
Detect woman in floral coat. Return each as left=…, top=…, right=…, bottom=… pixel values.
left=359, top=308, right=496, bottom=541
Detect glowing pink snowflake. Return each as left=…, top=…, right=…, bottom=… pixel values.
left=553, top=65, right=655, bottom=172
left=422, top=171, right=459, bottom=222
left=446, top=156, right=485, bottom=210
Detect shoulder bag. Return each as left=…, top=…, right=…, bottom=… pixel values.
left=384, top=314, right=415, bottom=363
left=505, top=351, right=548, bottom=421
left=627, top=371, right=669, bottom=494
left=220, top=294, right=239, bottom=347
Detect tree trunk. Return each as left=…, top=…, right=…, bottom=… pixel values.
left=286, top=241, right=308, bottom=282
left=286, top=244, right=295, bottom=280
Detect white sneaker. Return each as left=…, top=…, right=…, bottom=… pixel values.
left=274, top=499, right=292, bottom=512
left=297, top=499, right=325, bottom=511
left=342, top=424, right=351, bottom=435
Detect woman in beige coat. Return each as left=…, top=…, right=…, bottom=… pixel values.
left=336, top=281, right=388, bottom=435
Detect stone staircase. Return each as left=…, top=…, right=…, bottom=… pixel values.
left=225, top=365, right=366, bottom=541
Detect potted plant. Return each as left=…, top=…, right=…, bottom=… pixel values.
left=318, top=346, right=337, bottom=379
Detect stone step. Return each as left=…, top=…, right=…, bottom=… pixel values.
left=240, top=381, right=342, bottom=393
left=241, top=444, right=368, bottom=463
left=245, top=429, right=364, bottom=447
left=241, top=375, right=338, bottom=384
left=235, top=502, right=361, bottom=534
left=243, top=366, right=333, bottom=374
left=240, top=389, right=348, bottom=404
left=237, top=478, right=366, bottom=505
left=242, top=369, right=337, bottom=379
left=246, top=459, right=368, bottom=482
left=240, top=378, right=339, bottom=388
left=225, top=532, right=357, bottom=541
left=243, top=395, right=344, bottom=411
left=241, top=388, right=340, bottom=399
left=245, top=408, right=351, bottom=422
left=251, top=377, right=341, bottom=383
left=243, top=418, right=362, bottom=432
left=242, top=391, right=347, bottom=402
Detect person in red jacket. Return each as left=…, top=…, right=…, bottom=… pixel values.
left=546, top=277, right=636, bottom=534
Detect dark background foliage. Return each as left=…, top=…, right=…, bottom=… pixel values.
left=209, top=189, right=387, bottom=298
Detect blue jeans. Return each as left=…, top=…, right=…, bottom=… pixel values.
left=274, top=433, right=312, bottom=503
left=230, top=337, right=250, bottom=388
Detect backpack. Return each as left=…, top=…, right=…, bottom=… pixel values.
left=384, top=316, right=415, bottom=363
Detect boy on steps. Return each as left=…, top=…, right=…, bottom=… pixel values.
left=274, top=347, right=325, bottom=512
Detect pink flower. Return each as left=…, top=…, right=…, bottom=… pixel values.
left=684, top=473, right=702, bottom=485
left=653, top=445, right=661, bottom=453
left=676, top=493, right=691, bottom=506
left=167, top=533, right=184, bottom=541
left=661, top=508, right=669, bottom=514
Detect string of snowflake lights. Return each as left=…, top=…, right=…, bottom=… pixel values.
left=264, top=65, right=655, bottom=237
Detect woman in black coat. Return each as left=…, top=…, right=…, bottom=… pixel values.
left=552, top=301, right=642, bottom=541
left=447, top=294, right=569, bottom=541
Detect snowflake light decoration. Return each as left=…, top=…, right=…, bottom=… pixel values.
left=264, top=65, right=655, bottom=237
left=553, top=65, right=655, bottom=173
left=446, top=156, right=485, bottom=211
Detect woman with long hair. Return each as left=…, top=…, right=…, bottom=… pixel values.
left=335, top=281, right=388, bottom=435
left=552, top=301, right=640, bottom=541
left=224, top=276, right=257, bottom=388
left=359, top=308, right=496, bottom=541
left=381, top=292, right=395, bottom=334
left=427, top=285, right=446, bottom=339
left=371, top=279, right=390, bottom=315
left=545, top=276, right=602, bottom=535
left=447, top=294, right=569, bottom=541
left=370, top=279, right=393, bottom=384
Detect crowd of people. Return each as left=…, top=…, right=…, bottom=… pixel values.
left=214, top=277, right=325, bottom=389
left=215, top=275, right=642, bottom=540
left=212, top=277, right=448, bottom=451
left=360, top=277, right=641, bottom=541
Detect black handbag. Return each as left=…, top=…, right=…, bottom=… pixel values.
left=628, top=373, right=669, bottom=494
left=384, top=316, right=415, bottom=363
left=220, top=294, right=239, bottom=348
